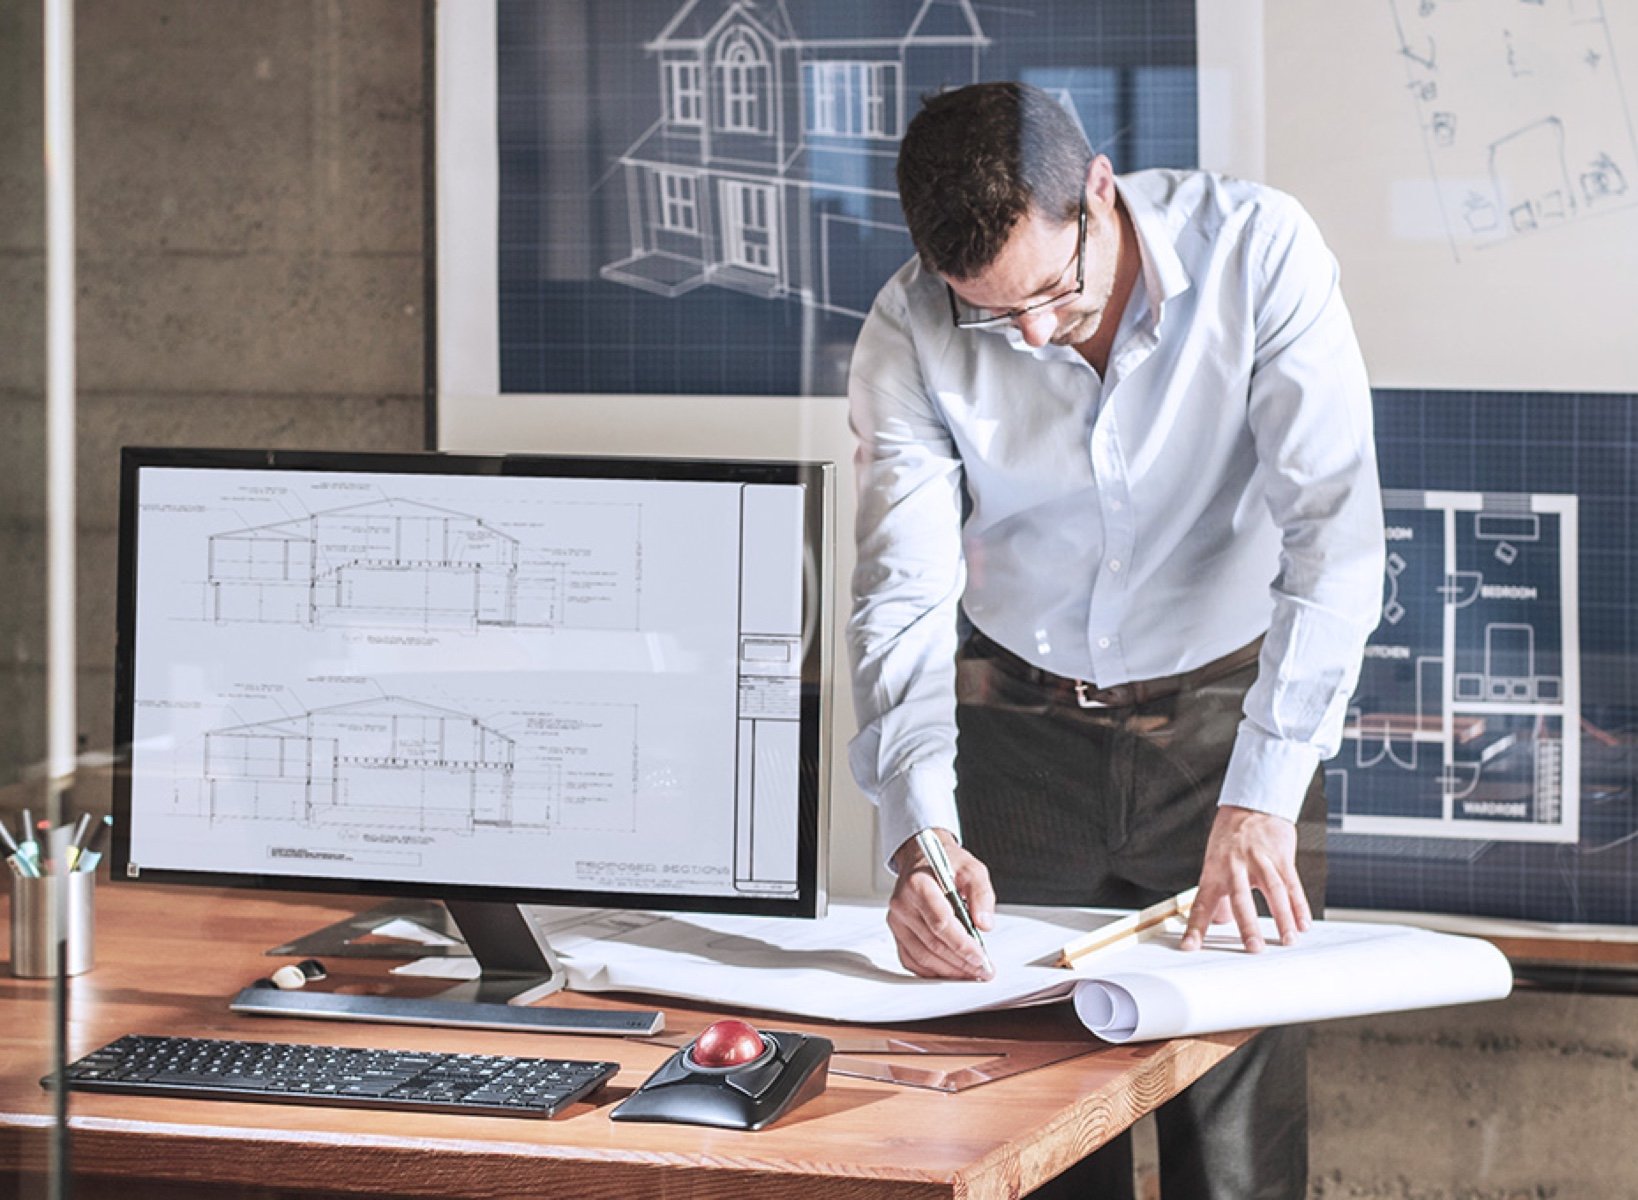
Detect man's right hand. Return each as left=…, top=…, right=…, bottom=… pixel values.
left=887, top=828, right=997, bottom=980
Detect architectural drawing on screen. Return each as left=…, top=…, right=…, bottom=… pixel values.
left=1390, top=0, right=1638, bottom=259
left=199, top=696, right=639, bottom=837
left=205, top=498, right=641, bottom=632
left=598, top=0, right=989, bottom=319
left=1335, top=490, right=1579, bottom=843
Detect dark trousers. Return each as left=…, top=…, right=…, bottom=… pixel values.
left=953, top=634, right=1327, bottom=1200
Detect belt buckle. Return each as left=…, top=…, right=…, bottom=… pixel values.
left=1074, top=680, right=1108, bottom=709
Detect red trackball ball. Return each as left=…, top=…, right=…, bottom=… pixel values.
left=691, top=1019, right=766, bottom=1067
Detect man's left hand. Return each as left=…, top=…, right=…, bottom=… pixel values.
left=1179, top=805, right=1310, bottom=953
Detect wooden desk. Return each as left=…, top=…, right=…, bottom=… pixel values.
left=0, top=884, right=1247, bottom=1199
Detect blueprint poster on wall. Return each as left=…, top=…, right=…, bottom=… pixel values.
left=1332, top=389, right=1638, bottom=928
left=493, top=0, right=1198, bottom=397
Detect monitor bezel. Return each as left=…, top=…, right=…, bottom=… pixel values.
left=109, top=445, right=832, bottom=920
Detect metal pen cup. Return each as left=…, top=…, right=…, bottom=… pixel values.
left=10, top=869, right=95, bottom=978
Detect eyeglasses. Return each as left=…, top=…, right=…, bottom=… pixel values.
left=946, top=202, right=1087, bottom=331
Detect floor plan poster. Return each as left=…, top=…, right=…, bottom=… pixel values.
left=1329, top=389, right=1638, bottom=927
left=490, top=0, right=1197, bottom=396
left=1337, top=490, right=1579, bottom=842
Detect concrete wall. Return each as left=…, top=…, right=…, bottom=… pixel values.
left=0, top=4, right=1632, bottom=1197
left=0, top=0, right=426, bottom=792
left=1307, top=991, right=1637, bottom=1199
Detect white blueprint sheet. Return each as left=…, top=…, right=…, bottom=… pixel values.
left=394, top=902, right=1514, bottom=1042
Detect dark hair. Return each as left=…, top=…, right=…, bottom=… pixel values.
left=896, top=81, right=1093, bottom=280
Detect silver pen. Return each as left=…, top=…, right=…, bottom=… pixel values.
left=914, top=828, right=993, bottom=973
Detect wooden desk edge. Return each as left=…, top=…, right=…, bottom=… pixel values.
left=1, top=1033, right=1249, bottom=1200
left=0, top=885, right=1254, bottom=1200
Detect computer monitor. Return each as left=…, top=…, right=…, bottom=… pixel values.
left=111, top=446, right=832, bottom=1033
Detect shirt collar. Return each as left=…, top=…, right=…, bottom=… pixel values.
left=1113, top=171, right=1192, bottom=318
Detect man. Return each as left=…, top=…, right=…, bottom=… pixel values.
left=845, top=82, right=1384, bottom=1198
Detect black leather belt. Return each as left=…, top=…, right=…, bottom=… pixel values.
left=963, top=628, right=1264, bottom=709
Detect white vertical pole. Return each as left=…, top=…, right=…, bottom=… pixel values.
left=44, top=0, right=76, bottom=795
left=42, top=1, right=76, bottom=1192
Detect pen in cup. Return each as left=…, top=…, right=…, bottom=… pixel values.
left=2, top=820, right=38, bottom=878
left=74, top=815, right=113, bottom=874
left=915, top=828, right=993, bottom=975
left=15, top=809, right=42, bottom=876
left=63, top=812, right=95, bottom=871
left=0, top=819, right=21, bottom=860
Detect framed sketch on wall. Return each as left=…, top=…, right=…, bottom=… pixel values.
left=437, top=0, right=1200, bottom=401
left=1262, top=0, right=1638, bottom=393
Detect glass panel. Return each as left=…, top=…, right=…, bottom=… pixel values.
left=2, top=0, right=67, bottom=1193
left=6, top=7, right=431, bottom=1200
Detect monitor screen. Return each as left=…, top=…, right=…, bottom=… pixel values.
left=110, top=447, right=832, bottom=1031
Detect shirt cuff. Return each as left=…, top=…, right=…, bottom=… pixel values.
left=1217, top=722, right=1323, bottom=824
left=875, top=762, right=961, bottom=875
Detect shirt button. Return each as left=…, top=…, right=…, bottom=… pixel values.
left=1108, top=559, right=1122, bottom=572
left=1097, top=637, right=1111, bottom=649
left=1110, top=500, right=1123, bottom=511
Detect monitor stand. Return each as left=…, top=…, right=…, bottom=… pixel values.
left=265, top=897, right=468, bottom=959
left=230, top=899, right=664, bottom=1037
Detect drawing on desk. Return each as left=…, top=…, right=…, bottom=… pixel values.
left=412, top=903, right=1512, bottom=1043
left=1334, top=490, right=1579, bottom=843
left=1389, top=0, right=1638, bottom=261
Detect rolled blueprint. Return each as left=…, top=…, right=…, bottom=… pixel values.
left=1071, top=918, right=1514, bottom=1043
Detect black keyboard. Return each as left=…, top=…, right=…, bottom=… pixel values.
left=48, top=1034, right=619, bottom=1118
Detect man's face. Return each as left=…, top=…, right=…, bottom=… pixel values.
left=944, top=159, right=1124, bottom=351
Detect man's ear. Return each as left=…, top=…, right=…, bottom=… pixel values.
left=1086, top=155, right=1117, bottom=210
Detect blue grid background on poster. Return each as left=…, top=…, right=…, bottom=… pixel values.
left=495, top=0, right=1197, bottom=396
left=1330, top=389, right=1638, bottom=926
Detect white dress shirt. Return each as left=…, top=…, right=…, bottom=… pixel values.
left=846, top=169, right=1385, bottom=866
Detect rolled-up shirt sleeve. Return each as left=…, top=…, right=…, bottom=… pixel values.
left=845, top=281, right=969, bottom=867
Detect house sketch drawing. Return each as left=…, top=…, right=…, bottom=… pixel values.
left=1390, top=0, right=1638, bottom=259
left=599, top=0, right=989, bottom=318
left=1335, top=490, right=1579, bottom=843
left=200, top=696, right=640, bottom=839
left=205, top=498, right=642, bottom=632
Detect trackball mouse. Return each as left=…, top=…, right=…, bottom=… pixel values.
left=610, top=1018, right=833, bottom=1130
